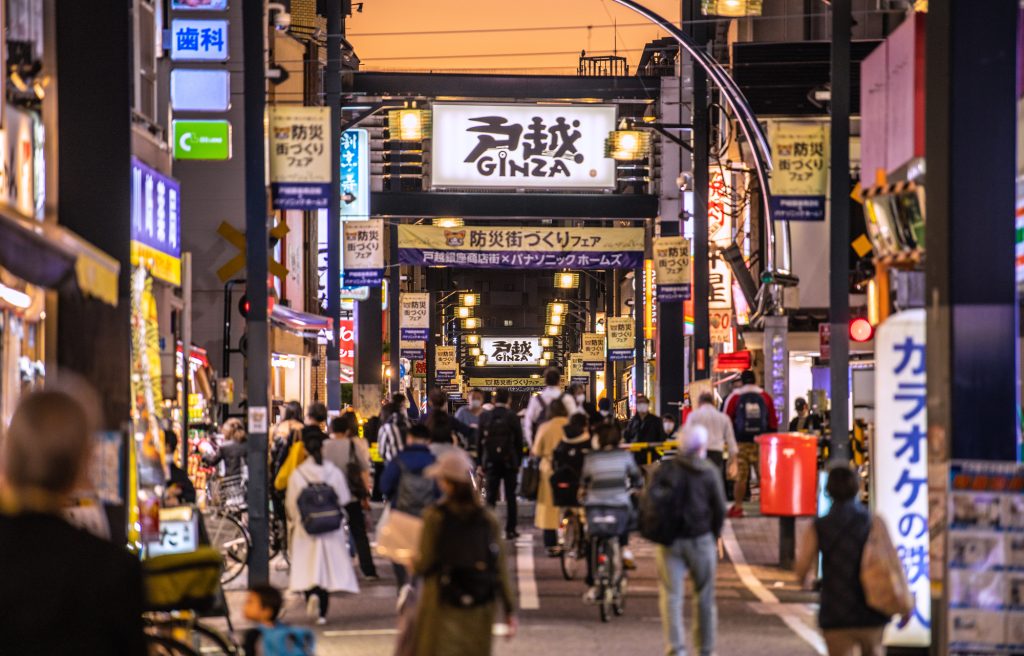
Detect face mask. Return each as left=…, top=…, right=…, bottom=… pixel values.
left=663, top=421, right=675, bottom=434
left=637, top=403, right=649, bottom=414
left=470, top=399, right=482, bottom=410
left=600, top=409, right=611, bottom=417
left=575, top=394, right=586, bottom=404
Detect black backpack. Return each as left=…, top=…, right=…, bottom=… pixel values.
left=395, top=460, right=435, bottom=517
left=639, top=460, right=688, bottom=545
left=733, top=391, right=769, bottom=438
left=481, top=409, right=518, bottom=468
left=296, top=470, right=344, bottom=536
left=435, top=506, right=500, bottom=608
left=550, top=439, right=588, bottom=507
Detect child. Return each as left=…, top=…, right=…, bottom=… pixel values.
left=242, top=585, right=314, bottom=656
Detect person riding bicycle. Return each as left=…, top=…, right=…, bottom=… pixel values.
left=580, top=424, right=643, bottom=601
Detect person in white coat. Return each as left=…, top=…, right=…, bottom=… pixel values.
left=286, top=426, right=360, bottom=624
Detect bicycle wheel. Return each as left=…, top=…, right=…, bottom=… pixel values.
left=145, top=634, right=199, bottom=656
left=560, top=512, right=582, bottom=580
left=185, top=621, right=239, bottom=655
left=596, top=539, right=613, bottom=623
left=203, top=509, right=250, bottom=584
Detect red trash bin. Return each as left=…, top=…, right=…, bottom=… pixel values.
left=755, top=433, right=819, bottom=516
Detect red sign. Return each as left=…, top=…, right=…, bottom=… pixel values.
left=818, top=323, right=831, bottom=361
left=339, top=319, right=354, bottom=365
left=714, top=350, right=752, bottom=372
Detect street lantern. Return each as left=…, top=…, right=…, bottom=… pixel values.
left=459, top=292, right=478, bottom=307
left=462, top=317, right=480, bottom=330
left=465, top=334, right=480, bottom=345
left=538, top=359, right=548, bottom=366
left=388, top=107, right=430, bottom=141
left=470, top=347, right=482, bottom=357
left=701, top=0, right=763, bottom=17
left=546, top=324, right=562, bottom=336
left=433, top=217, right=464, bottom=228
left=548, top=302, right=566, bottom=316
left=540, top=337, right=553, bottom=348
left=456, top=306, right=473, bottom=319
left=554, top=271, right=580, bottom=289
left=475, top=355, right=487, bottom=366
left=548, top=314, right=563, bottom=326
left=605, top=129, right=652, bottom=161
left=542, top=351, right=553, bottom=360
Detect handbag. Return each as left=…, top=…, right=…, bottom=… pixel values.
left=861, top=515, right=913, bottom=617
left=375, top=505, right=424, bottom=569
left=520, top=457, right=540, bottom=501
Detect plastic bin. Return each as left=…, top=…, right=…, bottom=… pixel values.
left=754, top=433, right=819, bottom=516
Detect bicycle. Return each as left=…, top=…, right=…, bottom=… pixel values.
left=144, top=613, right=238, bottom=655
left=559, top=507, right=587, bottom=580
left=585, top=505, right=629, bottom=622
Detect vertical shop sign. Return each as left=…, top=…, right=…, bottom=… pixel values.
left=762, top=316, right=788, bottom=430
left=569, top=353, right=588, bottom=385
left=709, top=309, right=733, bottom=345
left=340, top=129, right=370, bottom=219
left=399, top=292, right=429, bottom=360
left=1016, top=177, right=1024, bottom=294
left=652, top=237, right=691, bottom=302
left=269, top=106, right=331, bottom=210
left=581, top=333, right=605, bottom=372
left=171, top=0, right=228, bottom=9
left=435, top=346, right=457, bottom=382
left=768, top=121, right=829, bottom=221
left=169, top=19, right=228, bottom=61
left=873, top=309, right=930, bottom=648
left=342, top=219, right=384, bottom=286
left=339, top=318, right=354, bottom=383
left=130, top=158, right=182, bottom=286
left=607, top=317, right=634, bottom=361
left=708, top=170, right=734, bottom=310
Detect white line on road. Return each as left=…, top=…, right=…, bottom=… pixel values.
left=515, top=533, right=540, bottom=610
left=721, top=521, right=826, bottom=655
left=322, top=629, right=399, bottom=637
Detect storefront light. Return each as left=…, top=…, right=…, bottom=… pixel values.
left=605, top=129, right=652, bottom=161
left=465, top=334, right=480, bottom=345
left=459, top=292, right=478, bottom=307
left=388, top=108, right=431, bottom=141
left=470, top=347, right=481, bottom=357
left=701, top=0, right=763, bottom=17
left=433, top=217, right=464, bottom=228
left=462, top=317, right=480, bottom=329
left=554, top=272, right=580, bottom=289
left=540, top=337, right=553, bottom=348
left=546, top=324, right=562, bottom=336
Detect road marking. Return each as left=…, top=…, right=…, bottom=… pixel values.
left=515, top=533, right=540, bottom=610
left=322, top=629, right=399, bottom=637
left=721, top=521, right=826, bottom=655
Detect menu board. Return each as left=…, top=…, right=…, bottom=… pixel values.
left=947, top=461, right=1024, bottom=655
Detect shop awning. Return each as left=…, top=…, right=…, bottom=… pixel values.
left=0, top=203, right=120, bottom=307
left=270, top=304, right=332, bottom=335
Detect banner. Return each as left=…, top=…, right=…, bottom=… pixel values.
left=399, top=340, right=425, bottom=361
left=435, top=346, right=457, bottom=382
left=606, top=317, right=634, bottom=361
left=568, top=353, right=588, bottom=385
left=652, top=237, right=691, bottom=302
left=339, top=319, right=354, bottom=383
left=399, top=292, right=430, bottom=341
left=343, top=219, right=384, bottom=286
left=873, top=309, right=930, bottom=648
left=768, top=120, right=828, bottom=221
left=480, top=336, right=543, bottom=366
left=269, top=106, right=331, bottom=210
left=708, top=171, right=733, bottom=310
left=398, top=225, right=644, bottom=270
left=130, top=158, right=181, bottom=286
left=340, top=129, right=370, bottom=219
left=431, top=103, right=617, bottom=190
left=467, top=377, right=545, bottom=392
left=581, top=333, right=605, bottom=372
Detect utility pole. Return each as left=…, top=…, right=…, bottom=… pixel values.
left=686, top=0, right=710, bottom=384
left=325, top=0, right=344, bottom=414
left=828, top=0, right=851, bottom=462
left=242, top=0, right=270, bottom=585
left=389, top=224, right=401, bottom=397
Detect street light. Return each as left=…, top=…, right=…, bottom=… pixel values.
left=462, top=317, right=480, bottom=330
left=548, top=302, right=566, bottom=316
left=546, top=324, right=562, bottom=336
left=548, top=313, right=563, bottom=326
left=433, top=217, right=464, bottom=228
left=540, top=337, right=553, bottom=348
left=456, top=306, right=473, bottom=319
left=475, top=354, right=487, bottom=366
left=388, top=107, right=430, bottom=141
left=542, top=351, right=553, bottom=360
left=554, top=271, right=580, bottom=289
left=465, top=334, right=480, bottom=345
left=605, top=129, right=652, bottom=161
left=470, top=347, right=482, bottom=357
left=459, top=292, right=478, bottom=307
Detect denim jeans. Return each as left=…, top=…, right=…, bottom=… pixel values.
left=655, top=533, right=718, bottom=656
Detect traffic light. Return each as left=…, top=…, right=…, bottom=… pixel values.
left=849, top=317, right=874, bottom=342
left=238, top=295, right=251, bottom=318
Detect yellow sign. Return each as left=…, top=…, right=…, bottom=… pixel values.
left=467, top=377, right=544, bottom=389
left=768, top=121, right=829, bottom=197
left=269, top=106, right=331, bottom=185
left=131, top=241, right=181, bottom=287
left=607, top=316, right=634, bottom=358
left=652, top=237, right=691, bottom=303
left=581, top=332, right=605, bottom=364
left=568, top=353, right=586, bottom=382
left=435, top=346, right=457, bottom=370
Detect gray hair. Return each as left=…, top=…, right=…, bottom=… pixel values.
left=679, top=423, right=709, bottom=458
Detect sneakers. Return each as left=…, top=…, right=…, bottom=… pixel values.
left=315, top=616, right=327, bottom=626
left=583, top=586, right=600, bottom=604
left=397, top=583, right=414, bottom=612
left=727, top=504, right=744, bottom=519
left=305, top=594, right=320, bottom=620
left=622, top=548, right=637, bottom=570
left=363, top=574, right=381, bottom=582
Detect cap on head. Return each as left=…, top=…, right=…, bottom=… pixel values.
left=425, top=449, right=474, bottom=484
left=795, top=397, right=808, bottom=411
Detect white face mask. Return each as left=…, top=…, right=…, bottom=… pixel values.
left=575, top=394, right=586, bottom=404
left=637, top=403, right=649, bottom=414
left=663, top=421, right=675, bottom=434
left=470, top=399, right=482, bottom=410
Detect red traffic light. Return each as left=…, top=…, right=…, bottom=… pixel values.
left=238, top=295, right=251, bottom=318
left=849, top=317, right=874, bottom=342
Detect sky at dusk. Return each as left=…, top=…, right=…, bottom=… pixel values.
left=347, top=0, right=683, bottom=75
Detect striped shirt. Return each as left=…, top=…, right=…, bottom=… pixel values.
left=582, top=449, right=643, bottom=508
left=378, top=418, right=404, bottom=463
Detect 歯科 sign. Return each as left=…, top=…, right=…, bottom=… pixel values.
left=607, top=317, right=634, bottom=361
left=873, top=309, right=930, bottom=648
left=652, top=237, right=691, bottom=302
left=399, top=293, right=430, bottom=341
left=269, top=106, right=331, bottom=210
left=431, top=103, right=617, bottom=190
left=581, top=333, right=605, bottom=372
left=340, top=129, right=370, bottom=219
left=768, top=120, right=829, bottom=221
left=130, top=158, right=181, bottom=286
left=480, top=337, right=543, bottom=366
left=568, top=353, right=588, bottom=384
left=173, top=120, right=231, bottom=160
left=435, top=346, right=457, bottom=381
left=170, top=19, right=228, bottom=61
left=398, top=225, right=644, bottom=270
left=343, top=219, right=384, bottom=287
left=170, top=69, right=230, bottom=112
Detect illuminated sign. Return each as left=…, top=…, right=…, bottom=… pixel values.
left=480, top=337, right=543, bottom=366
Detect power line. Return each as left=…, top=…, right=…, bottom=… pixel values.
left=361, top=47, right=647, bottom=62
left=348, top=21, right=660, bottom=37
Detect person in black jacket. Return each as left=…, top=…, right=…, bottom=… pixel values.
left=623, top=394, right=667, bottom=443
left=654, top=424, right=726, bottom=656
left=205, top=417, right=247, bottom=477
left=478, top=388, right=525, bottom=539
left=0, top=389, right=147, bottom=655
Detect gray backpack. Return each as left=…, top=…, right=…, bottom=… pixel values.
left=395, top=460, right=435, bottom=517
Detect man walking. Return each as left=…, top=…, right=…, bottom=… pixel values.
left=723, top=370, right=777, bottom=517
left=522, top=367, right=577, bottom=447
left=478, top=388, right=526, bottom=539
left=652, top=425, right=727, bottom=656
left=454, top=387, right=487, bottom=457
left=623, top=394, right=667, bottom=443
left=377, top=394, right=410, bottom=464
left=684, top=391, right=738, bottom=475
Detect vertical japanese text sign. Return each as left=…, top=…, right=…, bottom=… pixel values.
left=269, top=107, right=332, bottom=210
left=581, top=333, right=606, bottom=372
left=130, top=158, right=182, bottom=286
left=399, top=292, right=429, bottom=360
left=569, top=353, right=588, bottom=385
left=873, top=309, right=930, bottom=647
left=768, top=120, right=829, bottom=221
left=340, top=129, right=370, bottom=219
left=342, top=219, right=384, bottom=287
left=435, top=346, right=457, bottom=382
left=708, top=171, right=734, bottom=310
left=652, top=236, right=691, bottom=302
left=607, top=317, right=635, bottom=361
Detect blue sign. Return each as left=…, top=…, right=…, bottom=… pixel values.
left=131, top=158, right=182, bottom=285
left=400, top=328, right=429, bottom=341
left=656, top=283, right=691, bottom=303
left=769, top=195, right=826, bottom=222
left=608, top=349, right=634, bottom=361
left=400, top=347, right=425, bottom=360
left=170, top=19, right=229, bottom=62
left=340, top=129, right=369, bottom=219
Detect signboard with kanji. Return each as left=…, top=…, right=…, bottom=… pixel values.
left=568, top=353, right=588, bottom=385
left=340, top=129, right=370, bottom=220
left=652, top=236, right=691, bottom=302
left=467, top=377, right=544, bottom=392
left=130, top=158, right=181, bottom=286
left=607, top=317, right=634, bottom=361
left=481, top=337, right=543, bottom=366
left=768, top=120, right=829, bottom=221
left=343, top=219, right=384, bottom=287
left=581, top=333, right=605, bottom=372
left=709, top=309, right=733, bottom=345
left=399, top=293, right=430, bottom=341
left=708, top=171, right=734, bottom=310
left=170, top=19, right=228, bottom=61
left=269, top=107, right=331, bottom=210
left=435, top=346, right=458, bottom=382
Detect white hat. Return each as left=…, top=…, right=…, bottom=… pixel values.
left=680, top=424, right=709, bottom=457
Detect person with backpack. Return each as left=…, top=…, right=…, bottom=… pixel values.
left=795, top=465, right=909, bottom=656
left=478, top=388, right=526, bottom=540
left=323, top=412, right=379, bottom=581
left=531, top=398, right=572, bottom=555
left=378, top=395, right=410, bottom=465
left=549, top=413, right=591, bottom=509
left=641, top=425, right=726, bottom=656
left=412, top=449, right=517, bottom=656
left=285, top=426, right=359, bottom=625
left=723, top=370, right=778, bottom=517
left=380, top=424, right=439, bottom=590
left=522, top=367, right=577, bottom=448
left=242, top=584, right=314, bottom=656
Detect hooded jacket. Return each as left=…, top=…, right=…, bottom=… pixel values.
left=672, top=455, right=728, bottom=539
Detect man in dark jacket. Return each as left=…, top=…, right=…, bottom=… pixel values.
left=623, top=394, right=667, bottom=443
left=654, top=424, right=727, bottom=656
left=380, top=424, right=438, bottom=590
left=478, top=388, right=526, bottom=539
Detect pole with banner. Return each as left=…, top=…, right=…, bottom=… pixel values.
left=607, top=317, right=634, bottom=361
left=652, top=237, right=691, bottom=302
left=581, top=332, right=606, bottom=376
left=268, top=106, right=331, bottom=210
left=343, top=219, right=384, bottom=287
left=399, top=292, right=429, bottom=360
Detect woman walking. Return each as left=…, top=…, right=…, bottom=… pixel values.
left=206, top=417, right=247, bottom=477
left=285, top=426, right=360, bottom=624
left=411, top=449, right=517, bottom=656
left=531, top=398, right=570, bottom=555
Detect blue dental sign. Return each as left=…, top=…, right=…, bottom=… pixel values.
left=170, top=19, right=229, bottom=62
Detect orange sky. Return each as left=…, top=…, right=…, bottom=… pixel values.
left=347, top=0, right=682, bottom=75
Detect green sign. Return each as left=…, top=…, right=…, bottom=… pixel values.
left=173, top=120, right=231, bottom=160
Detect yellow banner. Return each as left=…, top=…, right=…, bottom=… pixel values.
left=607, top=317, right=634, bottom=351
left=652, top=237, right=690, bottom=286
left=569, top=353, right=585, bottom=380
left=468, top=377, right=544, bottom=389
left=581, top=332, right=605, bottom=362
left=131, top=241, right=182, bottom=287
left=269, top=106, right=331, bottom=184
left=435, top=346, right=457, bottom=370
left=768, top=120, right=829, bottom=197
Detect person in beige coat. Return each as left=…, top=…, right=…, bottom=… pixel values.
left=531, top=398, right=570, bottom=555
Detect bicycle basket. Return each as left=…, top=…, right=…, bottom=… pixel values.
left=585, top=505, right=631, bottom=539
left=210, top=475, right=247, bottom=509
left=142, top=546, right=223, bottom=611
